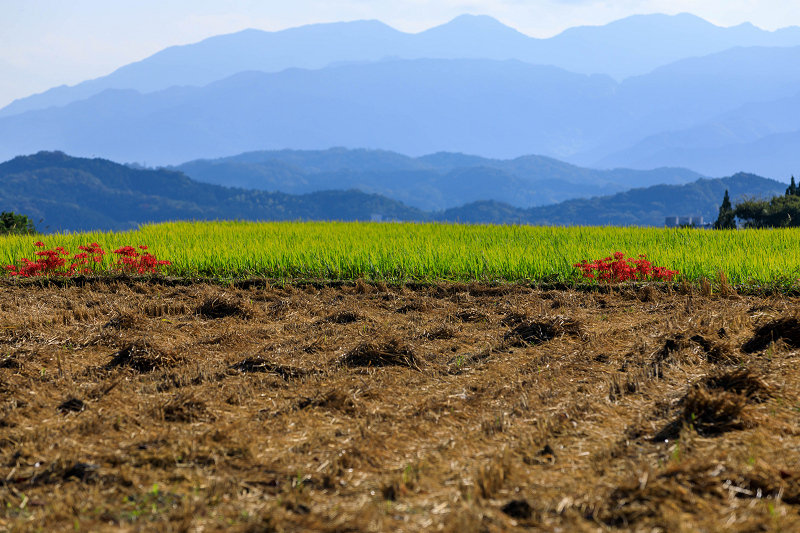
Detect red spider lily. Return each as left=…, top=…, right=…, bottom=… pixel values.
left=73, top=242, right=106, bottom=269
left=113, top=245, right=138, bottom=257
left=112, top=245, right=171, bottom=274
left=574, top=253, right=678, bottom=283
left=4, top=241, right=170, bottom=277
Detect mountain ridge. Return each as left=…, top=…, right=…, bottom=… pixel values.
left=4, top=12, right=800, bottom=117
left=2, top=50, right=799, bottom=175
left=591, top=90, right=800, bottom=177
left=173, top=147, right=704, bottom=210
left=440, top=173, right=786, bottom=226
left=0, top=152, right=787, bottom=232
left=594, top=128, right=800, bottom=179
left=0, top=151, right=425, bottom=233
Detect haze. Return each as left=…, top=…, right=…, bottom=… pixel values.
left=2, top=0, right=800, bottom=108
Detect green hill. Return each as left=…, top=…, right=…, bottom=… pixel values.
left=439, top=173, right=786, bottom=226
left=0, top=152, right=426, bottom=233
left=0, top=152, right=787, bottom=233
left=174, top=147, right=703, bottom=211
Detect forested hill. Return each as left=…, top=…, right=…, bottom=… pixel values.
left=440, top=173, right=786, bottom=226
left=174, top=147, right=703, bottom=211
left=0, top=152, right=426, bottom=233
left=0, top=152, right=788, bottom=232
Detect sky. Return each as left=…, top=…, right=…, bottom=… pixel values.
left=1, top=0, right=799, bottom=108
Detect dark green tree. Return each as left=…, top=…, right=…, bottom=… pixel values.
left=0, top=211, right=38, bottom=235
left=734, top=195, right=800, bottom=228
left=714, top=189, right=736, bottom=229
left=786, top=176, right=800, bottom=196
left=787, top=176, right=799, bottom=197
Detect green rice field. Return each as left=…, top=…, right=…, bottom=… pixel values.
left=2, top=221, right=800, bottom=285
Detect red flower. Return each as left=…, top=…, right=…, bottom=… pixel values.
left=5, top=242, right=169, bottom=278
left=574, top=253, right=678, bottom=283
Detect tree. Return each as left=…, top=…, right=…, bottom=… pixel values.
left=786, top=175, right=799, bottom=197
left=734, top=195, right=800, bottom=228
left=0, top=211, right=38, bottom=235
left=714, top=189, right=736, bottom=229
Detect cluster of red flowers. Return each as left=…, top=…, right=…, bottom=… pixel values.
left=574, top=252, right=679, bottom=282
left=112, top=245, right=172, bottom=274
left=4, top=242, right=170, bottom=278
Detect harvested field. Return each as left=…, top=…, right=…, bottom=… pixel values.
left=1, top=280, right=800, bottom=532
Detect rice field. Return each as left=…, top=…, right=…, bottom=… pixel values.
left=2, top=220, right=800, bottom=285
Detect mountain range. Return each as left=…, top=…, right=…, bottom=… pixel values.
left=0, top=152, right=786, bottom=232
left=591, top=90, right=800, bottom=177
left=2, top=47, right=799, bottom=179
left=173, top=148, right=703, bottom=210
left=460, top=173, right=785, bottom=226
left=0, top=152, right=422, bottom=233
left=0, top=12, right=798, bottom=189
left=4, top=13, right=800, bottom=118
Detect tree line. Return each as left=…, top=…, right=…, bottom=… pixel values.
left=716, top=176, right=800, bottom=229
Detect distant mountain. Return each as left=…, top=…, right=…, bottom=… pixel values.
left=0, top=60, right=54, bottom=116
left=567, top=46, right=800, bottom=167
left=0, top=59, right=620, bottom=164
left=539, top=14, right=800, bottom=79
left=440, top=173, right=786, bottom=226
left=4, top=13, right=800, bottom=117
left=0, top=152, right=425, bottom=233
left=3, top=47, right=800, bottom=171
left=594, top=129, right=800, bottom=180
left=592, top=91, right=800, bottom=178
left=174, top=148, right=703, bottom=210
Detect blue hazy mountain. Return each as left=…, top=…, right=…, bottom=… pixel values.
left=0, top=60, right=54, bottom=114
left=3, top=13, right=800, bottom=117
left=0, top=59, right=620, bottom=164
left=538, top=14, right=800, bottom=78
left=594, top=128, right=800, bottom=179
left=173, top=148, right=703, bottom=210
left=566, top=45, right=800, bottom=168
left=591, top=90, right=800, bottom=177
left=2, top=47, right=799, bottom=178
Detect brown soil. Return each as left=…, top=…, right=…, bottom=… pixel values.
left=1, top=280, right=800, bottom=532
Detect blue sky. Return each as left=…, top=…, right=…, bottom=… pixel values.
left=2, top=0, right=799, bottom=108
